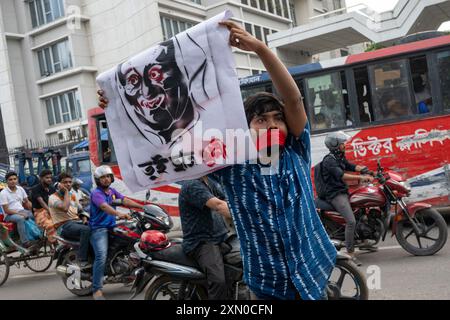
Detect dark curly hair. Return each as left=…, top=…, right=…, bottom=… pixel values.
left=244, top=92, right=285, bottom=125
left=39, top=169, right=53, bottom=178
left=5, top=171, right=18, bottom=181
left=58, top=172, right=73, bottom=182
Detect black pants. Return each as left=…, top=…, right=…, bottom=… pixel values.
left=60, top=220, right=91, bottom=262
left=190, top=242, right=228, bottom=300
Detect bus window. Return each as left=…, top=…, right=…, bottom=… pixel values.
left=437, top=51, right=450, bottom=110
left=354, top=67, right=374, bottom=124
left=305, top=71, right=351, bottom=130
left=410, top=55, right=433, bottom=114
left=368, top=60, right=413, bottom=121
left=295, top=78, right=308, bottom=114
left=241, top=84, right=273, bottom=102
left=97, top=117, right=117, bottom=164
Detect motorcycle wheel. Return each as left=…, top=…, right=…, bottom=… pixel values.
left=144, top=275, right=207, bottom=300
left=24, top=240, right=54, bottom=272
left=60, top=249, right=92, bottom=296
left=0, top=252, right=10, bottom=287
left=396, top=208, right=448, bottom=256
left=327, top=258, right=369, bottom=300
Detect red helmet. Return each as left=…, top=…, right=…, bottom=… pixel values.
left=139, top=230, right=169, bottom=252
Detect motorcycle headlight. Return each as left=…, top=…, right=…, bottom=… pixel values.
left=164, top=216, right=170, bottom=225
left=399, top=181, right=412, bottom=193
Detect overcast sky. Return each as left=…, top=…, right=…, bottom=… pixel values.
left=345, top=0, right=450, bottom=30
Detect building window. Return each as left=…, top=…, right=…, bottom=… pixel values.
left=333, top=0, right=343, bottom=10
left=37, top=39, right=73, bottom=77
left=254, top=26, right=263, bottom=42
left=189, top=0, right=202, bottom=4
left=29, top=0, right=64, bottom=28
left=275, top=0, right=283, bottom=16
left=259, top=0, right=266, bottom=11
left=282, top=0, right=290, bottom=18
left=267, top=0, right=275, bottom=14
left=243, top=22, right=277, bottom=46
left=242, top=0, right=291, bottom=19
left=289, top=0, right=297, bottom=25
left=160, top=16, right=196, bottom=41
left=263, top=27, right=271, bottom=44
left=45, top=90, right=82, bottom=126
left=340, top=49, right=349, bottom=57
left=251, top=69, right=263, bottom=75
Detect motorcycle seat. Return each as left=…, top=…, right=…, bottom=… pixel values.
left=0, top=215, right=16, bottom=232
left=55, top=236, right=80, bottom=247
left=151, top=244, right=200, bottom=269
left=315, top=198, right=336, bottom=211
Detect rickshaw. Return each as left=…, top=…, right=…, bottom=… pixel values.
left=0, top=183, right=54, bottom=287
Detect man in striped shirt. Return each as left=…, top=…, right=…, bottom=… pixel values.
left=212, top=21, right=337, bottom=300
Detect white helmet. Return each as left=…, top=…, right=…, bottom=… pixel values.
left=94, top=165, right=114, bottom=185
left=324, top=131, right=351, bottom=151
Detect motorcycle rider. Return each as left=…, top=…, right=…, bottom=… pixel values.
left=48, top=172, right=90, bottom=268
left=89, top=165, right=143, bottom=300
left=321, top=132, right=374, bottom=265
left=178, top=176, right=232, bottom=300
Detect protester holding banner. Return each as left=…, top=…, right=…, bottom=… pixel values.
left=211, top=20, right=337, bottom=300
left=97, top=13, right=337, bottom=300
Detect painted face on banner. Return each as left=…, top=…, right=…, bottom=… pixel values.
left=116, top=40, right=196, bottom=145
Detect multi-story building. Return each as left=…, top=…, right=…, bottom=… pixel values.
left=0, top=0, right=347, bottom=151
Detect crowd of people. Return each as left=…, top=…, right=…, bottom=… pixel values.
left=0, top=167, right=140, bottom=300
left=0, top=19, right=374, bottom=301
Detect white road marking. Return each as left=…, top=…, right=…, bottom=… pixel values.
left=10, top=272, right=57, bottom=279
left=377, top=245, right=402, bottom=250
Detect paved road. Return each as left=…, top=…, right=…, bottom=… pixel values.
left=1, top=219, right=450, bottom=300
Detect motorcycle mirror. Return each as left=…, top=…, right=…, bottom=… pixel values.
left=377, top=159, right=383, bottom=172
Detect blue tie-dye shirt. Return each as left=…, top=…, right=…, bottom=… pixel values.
left=213, top=124, right=337, bottom=300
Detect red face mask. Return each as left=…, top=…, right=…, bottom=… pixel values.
left=256, top=129, right=287, bottom=152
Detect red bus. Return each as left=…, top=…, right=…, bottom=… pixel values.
left=240, top=34, right=450, bottom=209
left=87, top=33, right=450, bottom=229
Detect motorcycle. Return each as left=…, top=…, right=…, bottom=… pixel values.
left=316, top=160, right=448, bottom=256
left=55, top=198, right=173, bottom=297
left=130, top=234, right=369, bottom=301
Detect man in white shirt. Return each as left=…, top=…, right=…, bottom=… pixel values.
left=71, top=179, right=85, bottom=202
left=0, top=172, right=33, bottom=246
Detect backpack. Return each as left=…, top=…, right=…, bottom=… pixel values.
left=314, top=155, right=331, bottom=200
